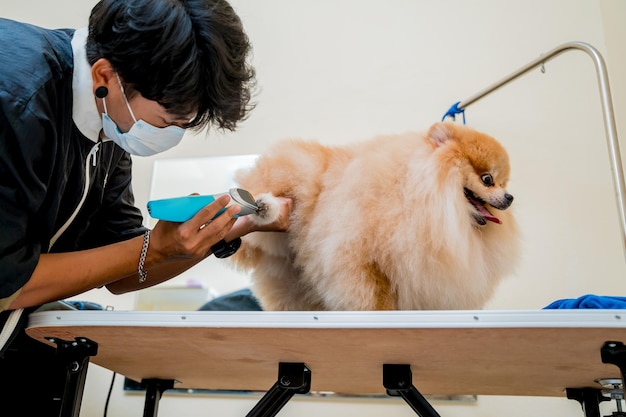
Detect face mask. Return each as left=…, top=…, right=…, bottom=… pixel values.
left=101, top=75, right=185, bottom=156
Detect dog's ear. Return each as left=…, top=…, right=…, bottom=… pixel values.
left=426, top=122, right=456, bottom=147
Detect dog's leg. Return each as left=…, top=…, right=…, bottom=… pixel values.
left=315, top=262, right=398, bottom=311
left=251, top=258, right=323, bottom=311
left=370, top=263, right=398, bottom=310
left=249, top=192, right=281, bottom=227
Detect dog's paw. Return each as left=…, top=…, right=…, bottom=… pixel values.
left=251, top=192, right=281, bottom=226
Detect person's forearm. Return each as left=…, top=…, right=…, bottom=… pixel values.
left=105, top=255, right=204, bottom=294
left=8, top=235, right=145, bottom=309
left=7, top=235, right=203, bottom=309
left=6, top=196, right=291, bottom=310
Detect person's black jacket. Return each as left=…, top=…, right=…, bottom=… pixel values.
left=0, top=18, right=147, bottom=302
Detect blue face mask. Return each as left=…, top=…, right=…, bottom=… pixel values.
left=101, top=75, right=185, bottom=156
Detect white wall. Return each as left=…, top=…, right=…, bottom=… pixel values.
left=2, top=1, right=625, bottom=416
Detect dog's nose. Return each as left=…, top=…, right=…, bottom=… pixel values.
left=505, top=193, right=514, bottom=204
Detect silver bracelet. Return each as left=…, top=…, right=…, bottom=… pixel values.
left=138, top=230, right=150, bottom=283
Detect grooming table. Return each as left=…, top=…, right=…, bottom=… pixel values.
left=26, top=309, right=626, bottom=417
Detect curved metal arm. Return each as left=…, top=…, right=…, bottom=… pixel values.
left=455, top=41, right=625, bottom=259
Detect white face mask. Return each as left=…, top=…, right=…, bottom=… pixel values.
left=101, top=75, right=185, bottom=156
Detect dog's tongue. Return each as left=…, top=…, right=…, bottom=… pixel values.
left=466, top=193, right=502, bottom=224
left=477, top=204, right=501, bottom=224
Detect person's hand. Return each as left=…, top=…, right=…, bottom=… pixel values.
left=150, top=193, right=241, bottom=260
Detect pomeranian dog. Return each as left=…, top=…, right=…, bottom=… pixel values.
left=229, top=121, right=520, bottom=311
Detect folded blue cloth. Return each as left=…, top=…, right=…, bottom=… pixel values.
left=543, top=294, right=626, bottom=309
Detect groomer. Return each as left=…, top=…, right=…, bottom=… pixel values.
left=0, top=1, right=291, bottom=414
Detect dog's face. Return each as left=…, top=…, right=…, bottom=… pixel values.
left=428, top=122, right=514, bottom=226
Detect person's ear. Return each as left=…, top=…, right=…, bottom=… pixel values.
left=91, top=58, right=115, bottom=99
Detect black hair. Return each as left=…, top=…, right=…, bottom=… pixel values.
left=86, top=0, right=256, bottom=131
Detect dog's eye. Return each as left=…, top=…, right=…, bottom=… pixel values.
left=481, top=173, right=494, bottom=186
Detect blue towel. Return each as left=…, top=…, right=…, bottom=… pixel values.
left=543, top=294, right=626, bottom=309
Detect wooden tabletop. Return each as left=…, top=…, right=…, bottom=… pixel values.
left=25, top=309, right=626, bottom=397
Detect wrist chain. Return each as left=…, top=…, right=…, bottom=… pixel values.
left=138, top=230, right=150, bottom=283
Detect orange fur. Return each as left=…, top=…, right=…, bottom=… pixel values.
left=229, top=122, right=520, bottom=311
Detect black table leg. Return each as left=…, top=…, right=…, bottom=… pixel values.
left=48, top=336, right=98, bottom=417
left=383, top=364, right=441, bottom=417
left=247, top=362, right=311, bottom=417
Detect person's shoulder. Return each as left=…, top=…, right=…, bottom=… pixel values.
left=0, top=18, right=73, bottom=44
left=0, top=18, right=74, bottom=73
left=0, top=19, right=74, bottom=112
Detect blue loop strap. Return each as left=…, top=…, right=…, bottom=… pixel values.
left=441, top=101, right=466, bottom=124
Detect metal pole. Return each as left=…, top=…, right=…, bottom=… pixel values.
left=455, top=41, right=626, bottom=260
